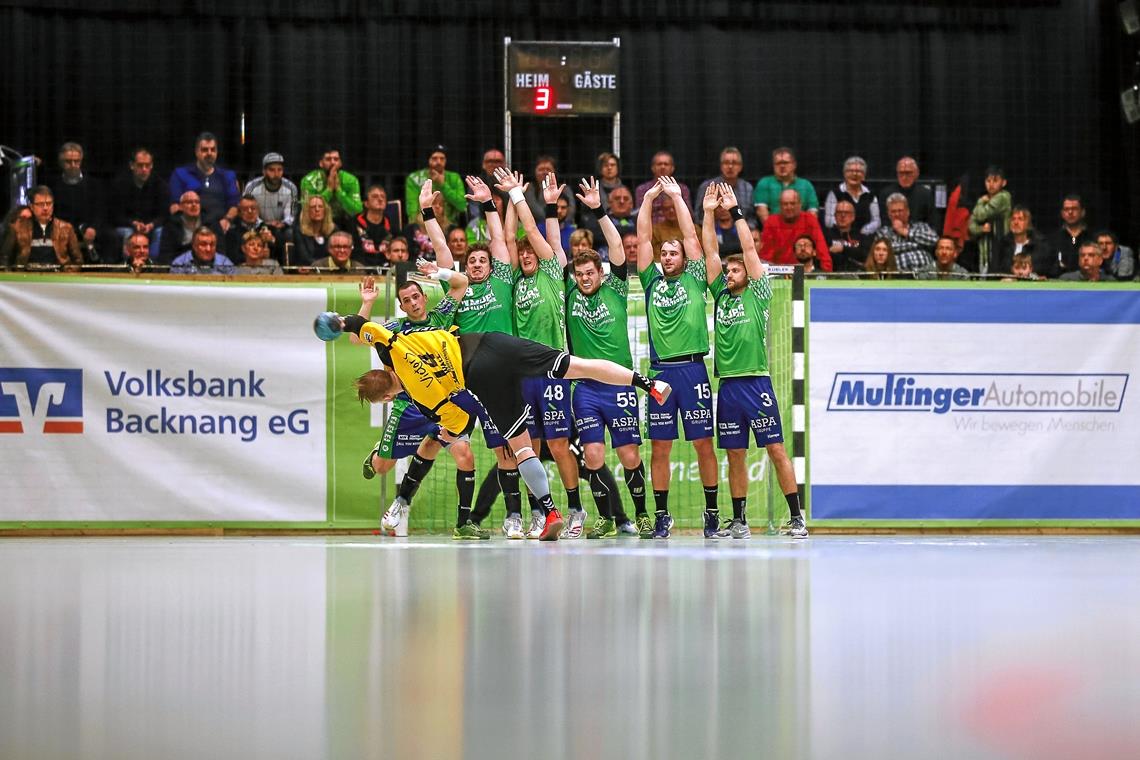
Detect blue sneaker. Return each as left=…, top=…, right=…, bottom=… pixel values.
left=703, top=511, right=729, bottom=538
left=653, top=511, right=673, bottom=539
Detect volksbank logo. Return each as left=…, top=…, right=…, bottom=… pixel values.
left=827, top=372, right=1127, bottom=414
left=0, top=368, right=84, bottom=433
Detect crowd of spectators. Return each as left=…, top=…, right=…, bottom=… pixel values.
left=2, top=134, right=1135, bottom=283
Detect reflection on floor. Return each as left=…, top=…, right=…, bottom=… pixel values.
left=1, top=536, right=1138, bottom=760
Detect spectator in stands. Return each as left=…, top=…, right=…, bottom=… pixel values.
left=233, top=230, right=282, bottom=275
left=793, top=234, right=822, bottom=273
left=524, top=154, right=576, bottom=222
left=823, top=199, right=868, bottom=271
left=169, top=132, right=240, bottom=232
left=121, top=232, right=156, bottom=273
left=352, top=185, right=394, bottom=267
left=223, top=196, right=279, bottom=263
left=695, top=146, right=755, bottom=226
left=875, top=193, right=938, bottom=272
left=170, top=226, right=234, bottom=274
left=650, top=194, right=684, bottom=261
left=466, top=147, right=506, bottom=223
left=597, top=151, right=623, bottom=213
left=568, top=228, right=594, bottom=258
left=446, top=224, right=469, bottom=267
left=244, top=152, right=298, bottom=233
left=0, top=205, right=32, bottom=265
left=159, top=191, right=220, bottom=264
left=312, top=230, right=364, bottom=273
left=823, top=156, right=879, bottom=236
left=992, top=206, right=1048, bottom=276
left=879, top=156, right=936, bottom=228
left=760, top=189, right=832, bottom=270
left=1060, top=241, right=1110, bottom=282
left=3, top=186, right=81, bottom=270
left=1004, top=252, right=1041, bottom=281
left=1043, top=195, right=1093, bottom=279
left=49, top=141, right=103, bottom=263
left=635, top=151, right=691, bottom=224
left=386, top=236, right=410, bottom=264
left=1096, top=230, right=1135, bottom=281
left=555, top=195, right=575, bottom=251
left=864, top=238, right=899, bottom=280
left=582, top=184, right=635, bottom=259
left=108, top=147, right=168, bottom=257
left=916, top=236, right=970, bottom=280
left=967, top=166, right=1012, bottom=274
left=292, top=195, right=335, bottom=266
left=753, top=147, right=818, bottom=225
left=300, top=147, right=362, bottom=228
left=405, top=145, right=464, bottom=223
left=620, top=230, right=638, bottom=270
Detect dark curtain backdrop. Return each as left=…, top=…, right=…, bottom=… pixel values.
left=0, top=0, right=1134, bottom=242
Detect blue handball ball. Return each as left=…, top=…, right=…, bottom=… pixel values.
left=313, top=311, right=344, bottom=341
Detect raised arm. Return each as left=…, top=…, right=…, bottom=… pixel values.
left=417, top=257, right=470, bottom=302
left=636, top=180, right=664, bottom=273
left=700, top=183, right=722, bottom=284
left=660, top=176, right=701, bottom=260
left=541, top=171, right=568, bottom=267
left=357, top=275, right=379, bottom=318
left=417, top=180, right=451, bottom=262
left=463, top=175, right=510, bottom=268
left=503, top=191, right=520, bottom=269
left=576, top=176, right=622, bottom=266
left=723, top=182, right=765, bottom=281
left=495, top=167, right=555, bottom=261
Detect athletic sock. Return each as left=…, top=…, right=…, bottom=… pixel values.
left=470, top=465, right=500, bottom=525
left=566, top=487, right=582, bottom=513
left=499, top=467, right=522, bottom=517
left=597, top=465, right=628, bottom=523
left=732, top=496, right=747, bottom=522
left=397, top=454, right=434, bottom=503
left=586, top=467, right=613, bottom=518
left=630, top=371, right=655, bottom=393
left=538, top=493, right=556, bottom=516
left=653, top=489, right=669, bottom=515
left=455, top=469, right=475, bottom=527
left=527, top=493, right=540, bottom=514
left=785, top=491, right=802, bottom=519
left=703, top=485, right=719, bottom=514
left=624, top=464, right=647, bottom=516
left=518, top=456, right=552, bottom=514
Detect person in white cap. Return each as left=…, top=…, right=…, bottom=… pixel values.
left=244, top=152, right=299, bottom=233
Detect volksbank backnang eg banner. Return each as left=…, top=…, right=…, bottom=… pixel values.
left=808, top=287, right=1140, bottom=522
left=0, top=281, right=327, bottom=522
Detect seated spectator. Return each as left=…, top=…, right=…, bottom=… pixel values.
left=875, top=193, right=938, bottom=272
left=0, top=205, right=32, bottom=266
left=1002, top=252, right=1041, bottom=281
left=1095, top=230, right=1135, bottom=281
left=244, top=152, right=298, bottom=233
left=223, top=196, right=279, bottom=263
left=695, top=146, right=755, bottom=226
left=753, top=146, right=818, bottom=224
left=466, top=148, right=506, bottom=223
left=159, top=191, right=220, bottom=264
left=596, top=151, right=623, bottom=213
left=823, top=199, right=868, bottom=271
left=759, top=189, right=832, bottom=270
left=879, top=156, right=937, bottom=228
left=312, top=231, right=364, bottom=273
left=233, top=229, right=283, bottom=275
left=793, top=234, right=823, bottom=273
left=169, top=132, right=240, bottom=232
left=967, top=166, right=1012, bottom=274
left=404, top=190, right=451, bottom=260
left=1060, top=241, right=1111, bottom=282
left=620, top=231, right=639, bottom=272
left=709, top=201, right=744, bottom=257
left=292, top=195, right=335, bottom=266
left=353, top=185, right=395, bottom=267
left=916, top=236, right=971, bottom=280
left=108, top=147, right=168, bottom=258
left=1044, top=194, right=1093, bottom=279
left=635, top=151, right=691, bottom=224
left=3, top=186, right=82, bottom=270
left=568, top=228, right=594, bottom=258
left=48, top=141, right=104, bottom=263
left=824, top=156, right=879, bottom=235
left=386, top=235, right=410, bottom=264
left=524, top=154, right=577, bottom=223
left=445, top=224, right=469, bottom=268
left=170, top=227, right=234, bottom=274
left=992, top=206, right=1048, bottom=275
left=121, top=232, right=158, bottom=274
left=404, top=145, right=464, bottom=223
left=300, top=147, right=362, bottom=228
left=864, top=238, right=900, bottom=280
left=582, top=185, right=636, bottom=260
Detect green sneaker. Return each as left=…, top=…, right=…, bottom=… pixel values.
left=586, top=517, right=617, bottom=539
left=636, top=514, right=655, bottom=539
left=453, top=520, right=491, bottom=540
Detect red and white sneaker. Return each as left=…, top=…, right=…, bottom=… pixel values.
left=649, top=380, right=672, bottom=405
left=539, top=509, right=564, bottom=542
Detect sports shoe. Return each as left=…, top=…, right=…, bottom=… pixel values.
left=703, top=511, right=730, bottom=538
left=526, top=511, right=545, bottom=540
left=393, top=504, right=410, bottom=537
left=617, top=520, right=638, bottom=536
left=649, top=380, right=672, bottom=406
left=728, top=519, right=751, bottom=539
left=653, top=511, right=673, bottom=539
left=778, top=519, right=792, bottom=535
left=636, top=514, right=655, bottom=539
left=586, top=517, right=617, bottom=539
left=540, top=509, right=564, bottom=541
left=362, top=451, right=377, bottom=480
left=788, top=515, right=809, bottom=539
left=563, top=508, right=588, bottom=539
left=503, top=513, right=525, bottom=540
left=453, top=520, right=491, bottom=540
left=381, top=496, right=407, bottom=532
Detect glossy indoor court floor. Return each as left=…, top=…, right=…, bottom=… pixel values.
left=2, top=535, right=1138, bottom=760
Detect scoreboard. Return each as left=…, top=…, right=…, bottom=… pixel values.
left=506, top=40, right=620, bottom=116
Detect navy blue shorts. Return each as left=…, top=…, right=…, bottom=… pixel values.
left=572, top=379, right=642, bottom=448
left=647, top=360, right=714, bottom=441
left=716, top=375, right=785, bottom=449
left=521, top=376, right=573, bottom=440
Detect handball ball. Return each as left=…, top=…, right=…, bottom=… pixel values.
left=313, top=312, right=343, bottom=341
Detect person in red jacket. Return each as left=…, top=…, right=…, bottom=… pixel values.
left=759, top=189, right=832, bottom=270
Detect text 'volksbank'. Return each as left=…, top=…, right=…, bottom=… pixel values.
left=103, top=369, right=308, bottom=442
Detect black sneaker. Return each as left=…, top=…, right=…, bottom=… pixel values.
left=703, top=511, right=729, bottom=538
